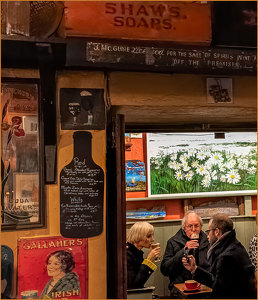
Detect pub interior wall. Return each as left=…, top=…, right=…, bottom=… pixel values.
left=1, top=69, right=107, bottom=299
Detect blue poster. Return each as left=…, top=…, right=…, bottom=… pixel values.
left=126, top=160, right=146, bottom=192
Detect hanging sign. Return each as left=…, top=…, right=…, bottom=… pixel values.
left=67, top=39, right=257, bottom=76
left=64, top=1, right=211, bottom=45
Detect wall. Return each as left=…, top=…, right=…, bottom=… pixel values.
left=1, top=69, right=107, bottom=299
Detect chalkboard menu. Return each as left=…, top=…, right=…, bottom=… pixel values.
left=60, top=131, right=104, bottom=238
left=66, top=38, right=257, bottom=75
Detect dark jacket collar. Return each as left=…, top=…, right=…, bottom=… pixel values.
left=208, top=229, right=236, bottom=261
left=172, top=228, right=209, bottom=250
left=127, top=242, right=144, bottom=257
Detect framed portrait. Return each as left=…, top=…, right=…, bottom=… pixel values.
left=1, top=79, right=44, bottom=230
left=147, top=132, right=257, bottom=198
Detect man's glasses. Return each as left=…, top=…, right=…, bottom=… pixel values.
left=205, top=228, right=220, bottom=235
left=186, top=224, right=200, bottom=230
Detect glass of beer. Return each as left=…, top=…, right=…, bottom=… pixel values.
left=151, top=242, right=161, bottom=262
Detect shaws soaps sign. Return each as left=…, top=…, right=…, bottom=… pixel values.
left=65, top=1, right=211, bottom=45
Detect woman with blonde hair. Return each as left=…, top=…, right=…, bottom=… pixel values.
left=127, top=221, right=160, bottom=289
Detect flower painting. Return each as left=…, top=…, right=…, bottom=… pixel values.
left=147, top=132, right=257, bottom=198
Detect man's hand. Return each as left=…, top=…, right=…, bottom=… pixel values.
left=185, top=240, right=199, bottom=250
left=182, top=255, right=197, bottom=273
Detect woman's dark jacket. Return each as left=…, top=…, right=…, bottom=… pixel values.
left=160, top=228, right=210, bottom=291
left=193, top=229, right=257, bottom=299
left=127, top=242, right=155, bottom=289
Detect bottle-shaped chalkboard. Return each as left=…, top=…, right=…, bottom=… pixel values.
left=60, top=131, right=104, bottom=238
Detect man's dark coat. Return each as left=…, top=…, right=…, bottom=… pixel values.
left=194, top=229, right=256, bottom=299
left=161, top=228, right=210, bottom=291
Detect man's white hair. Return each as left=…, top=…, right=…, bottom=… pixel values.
left=181, top=210, right=203, bottom=229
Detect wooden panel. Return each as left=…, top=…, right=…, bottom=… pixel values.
left=109, top=72, right=257, bottom=126
left=114, top=105, right=256, bottom=126
left=64, top=1, right=211, bottom=45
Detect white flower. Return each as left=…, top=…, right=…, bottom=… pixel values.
left=172, top=162, right=180, bottom=170
left=170, top=153, right=177, bottom=160
left=185, top=171, right=194, bottom=181
left=210, top=152, right=223, bottom=165
left=196, top=165, right=206, bottom=175
left=192, top=161, right=199, bottom=168
left=188, top=150, right=196, bottom=157
left=218, top=162, right=226, bottom=172
left=175, top=170, right=184, bottom=180
left=238, top=159, right=249, bottom=170
left=180, top=154, right=188, bottom=163
left=202, top=175, right=211, bottom=187
left=182, top=161, right=190, bottom=172
left=211, top=170, right=218, bottom=180
left=197, top=151, right=207, bottom=160
left=250, top=159, right=257, bottom=166
left=168, top=161, right=173, bottom=169
left=220, top=175, right=227, bottom=182
left=226, top=169, right=241, bottom=184
left=248, top=167, right=257, bottom=175
left=225, top=159, right=236, bottom=169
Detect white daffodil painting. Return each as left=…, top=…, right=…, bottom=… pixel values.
left=147, top=132, right=257, bottom=197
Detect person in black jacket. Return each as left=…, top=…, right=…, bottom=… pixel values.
left=127, top=221, right=161, bottom=289
left=182, top=213, right=257, bottom=299
left=161, top=211, right=210, bottom=296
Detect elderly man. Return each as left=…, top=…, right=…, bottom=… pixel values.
left=161, top=211, right=210, bottom=296
left=182, top=213, right=257, bottom=299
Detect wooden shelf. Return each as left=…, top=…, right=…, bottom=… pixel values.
left=126, top=193, right=257, bottom=202
left=126, top=215, right=256, bottom=225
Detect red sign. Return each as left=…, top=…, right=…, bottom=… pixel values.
left=17, top=236, right=88, bottom=299
left=64, top=1, right=211, bottom=45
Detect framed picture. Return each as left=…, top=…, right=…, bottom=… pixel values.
left=17, top=236, right=88, bottom=299
left=60, top=88, right=105, bottom=130
left=126, top=160, right=146, bottom=192
left=147, top=132, right=257, bottom=198
left=206, top=77, right=233, bottom=104
left=1, top=79, right=44, bottom=230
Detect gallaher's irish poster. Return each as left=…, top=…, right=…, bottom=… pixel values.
left=17, top=236, right=88, bottom=299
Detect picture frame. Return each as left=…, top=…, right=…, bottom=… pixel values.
left=1, top=78, right=45, bottom=230
left=206, top=77, right=233, bottom=104
left=147, top=132, right=257, bottom=199
left=126, top=160, right=146, bottom=192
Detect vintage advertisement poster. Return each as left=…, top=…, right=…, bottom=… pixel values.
left=17, top=236, right=88, bottom=299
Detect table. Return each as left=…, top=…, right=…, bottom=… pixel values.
left=174, top=283, right=212, bottom=298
